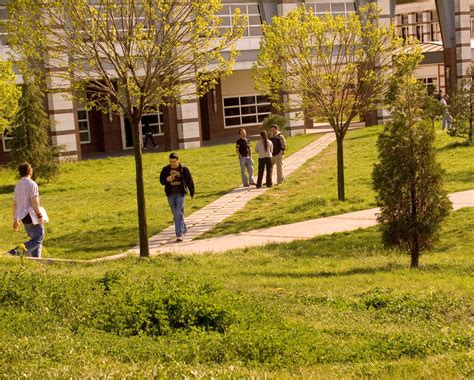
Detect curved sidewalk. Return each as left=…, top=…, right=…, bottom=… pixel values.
left=149, top=190, right=474, bottom=255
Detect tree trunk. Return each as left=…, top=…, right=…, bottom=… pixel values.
left=469, top=118, right=473, bottom=145
left=410, top=242, right=419, bottom=268
left=336, top=135, right=345, bottom=201
left=131, top=117, right=149, bottom=257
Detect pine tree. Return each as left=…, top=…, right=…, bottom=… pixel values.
left=372, top=55, right=451, bottom=268
left=9, top=78, right=60, bottom=180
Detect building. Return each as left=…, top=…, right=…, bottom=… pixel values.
left=0, top=0, right=472, bottom=162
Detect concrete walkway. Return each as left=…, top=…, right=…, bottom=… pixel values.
left=148, top=190, right=474, bottom=255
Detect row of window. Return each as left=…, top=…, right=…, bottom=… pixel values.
left=397, top=11, right=441, bottom=42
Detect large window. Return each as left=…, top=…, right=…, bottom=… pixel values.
left=419, top=77, right=438, bottom=96
left=306, top=1, right=356, bottom=17
left=141, top=109, right=164, bottom=135
left=77, top=109, right=91, bottom=144
left=216, top=3, right=263, bottom=37
left=223, top=95, right=271, bottom=128
left=0, top=6, right=8, bottom=46
left=1, top=131, right=13, bottom=152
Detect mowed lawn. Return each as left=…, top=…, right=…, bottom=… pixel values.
left=0, top=208, right=472, bottom=378
left=0, top=134, right=319, bottom=260
left=202, top=124, right=474, bottom=239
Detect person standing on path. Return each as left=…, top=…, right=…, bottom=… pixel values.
left=160, top=153, right=195, bottom=242
left=255, top=130, right=273, bottom=188
left=270, top=124, right=286, bottom=185
left=440, top=94, right=452, bottom=131
left=236, top=128, right=256, bottom=187
left=10, top=163, right=45, bottom=258
left=142, top=120, right=159, bottom=149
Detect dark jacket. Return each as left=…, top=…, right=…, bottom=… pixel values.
left=160, top=164, right=195, bottom=197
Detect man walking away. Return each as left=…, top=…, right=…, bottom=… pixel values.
left=142, top=120, right=159, bottom=149
left=270, top=124, right=287, bottom=185
left=236, top=128, right=256, bottom=187
left=440, top=94, right=452, bottom=131
left=160, top=153, right=195, bottom=242
left=10, top=163, right=45, bottom=258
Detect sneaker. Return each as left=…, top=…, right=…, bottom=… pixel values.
left=176, top=237, right=183, bottom=242
left=154, top=145, right=159, bottom=149
left=7, top=247, right=19, bottom=256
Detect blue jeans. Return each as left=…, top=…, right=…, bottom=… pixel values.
left=442, top=112, right=452, bottom=130
left=239, top=156, right=255, bottom=186
left=167, top=193, right=187, bottom=237
left=24, top=223, right=44, bottom=258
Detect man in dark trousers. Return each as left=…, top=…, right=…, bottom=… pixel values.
left=270, top=124, right=287, bottom=185
left=160, top=153, right=195, bottom=242
left=142, top=120, right=158, bottom=149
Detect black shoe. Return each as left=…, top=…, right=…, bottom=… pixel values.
left=176, top=237, right=183, bottom=242
left=7, top=247, right=19, bottom=256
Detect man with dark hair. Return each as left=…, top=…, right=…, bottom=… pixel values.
left=9, top=163, right=45, bottom=257
left=236, top=128, right=256, bottom=187
left=160, top=153, right=195, bottom=242
left=270, top=124, right=287, bottom=185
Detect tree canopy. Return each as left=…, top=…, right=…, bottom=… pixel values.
left=0, top=60, right=21, bottom=133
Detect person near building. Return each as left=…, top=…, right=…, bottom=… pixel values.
left=255, top=130, right=273, bottom=188
left=270, top=124, right=287, bottom=185
left=142, top=120, right=159, bottom=149
left=236, top=128, right=256, bottom=187
left=435, top=89, right=443, bottom=101
left=440, top=94, right=452, bottom=131
left=9, top=163, right=45, bottom=258
left=159, top=153, right=195, bottom=242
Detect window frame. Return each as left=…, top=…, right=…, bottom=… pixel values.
left=1, top=131, right=14, bottom=152
left=222, top=94, right=271, bottom=129
left=305, top=1, right=357, bottom=17
left=140, top=108, right=165, bottom=136
left=216, top=2, right=263, bottom=37
left=77, top=108, right=91, bottom=144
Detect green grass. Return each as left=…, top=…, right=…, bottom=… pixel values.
left=0, top=208, right=472, bottom=378
left=201, top=124, right=474, bottom=239
left=0, top=133, right=319, bottom=260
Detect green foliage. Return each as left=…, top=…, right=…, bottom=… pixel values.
left=261, top=113, right=287, bottom=134
left=423, top=95, right=445, bottom=128
left=8, top=79, right=61, bottom=181
left=0, top=60, right=21, bottom=132
left=448, top=65, right=474, bottom=145
left=373, top=58, right=451, bottom=268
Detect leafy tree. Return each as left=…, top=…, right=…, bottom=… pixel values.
left=448, top=65, right=474, bottom=145
left=9, top=79, right=61, bottom=181
left=423, top=95, right=445, bottom=128
left=261, top=113, right=287, bottom=134
left=9, top=0, right=245, bottom=257
left=372, top=53, right=451, bottom=268
left=254, top=4, right=407, bottom=201
left=0, top=60, right=21, bottom=133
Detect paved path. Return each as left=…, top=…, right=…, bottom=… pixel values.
left=148, top=190, right=474, bottom=255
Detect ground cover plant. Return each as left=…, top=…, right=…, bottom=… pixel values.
left=0, top=208, right=472, bottom=378
left=0, top=133, right=318, bottom=260
left=202, top=124, right=473, bottom=239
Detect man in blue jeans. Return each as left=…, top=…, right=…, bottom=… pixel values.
left=10, top=163, right=45, bottom=258
left=236, top=128, right=256, bottom=187
left=160, top=153, right=195, bottom=242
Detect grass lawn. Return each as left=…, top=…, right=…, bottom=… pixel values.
left=201, top=124, right=474, bottom=239
left=0, top=208, right=472, bottom=378
left=0, top=133, right=319, bottom=260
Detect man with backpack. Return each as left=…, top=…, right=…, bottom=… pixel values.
left=160, top=153, right=195, bottom=242
left=270, top=124, right=286, bottom=185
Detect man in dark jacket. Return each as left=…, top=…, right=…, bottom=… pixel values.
left=270, top=124, right=286, bottom=185
left=160, top=152, right=195, bottom=242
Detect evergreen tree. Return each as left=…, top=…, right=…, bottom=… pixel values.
left=372, top=55, right=451, bottom=268
left=9, top=78, right=60, bottom=180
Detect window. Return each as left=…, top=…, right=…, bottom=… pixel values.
left=77, top=109, right=91, bottom=144
left=0, top=6, right=8, bottom=46
left=430, top=22, right=440, bottom=41
left=419, top=77, right=438, bottom=96
left=306, top=1, right=356, bottom=17
left=217, top=3, right=263, bottom=37
left=223, top=95, right=271, bottom=127
left=471, top=17, right=474, bottom=38
left=141, top=108, right=164, bottom=135
left=1, top=130, right=13, bottom=152
left=416, top=24, right=424, bottom=42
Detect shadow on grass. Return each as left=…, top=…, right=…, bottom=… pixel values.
left=437, top=140, right=471, bottom=151
left=345, top=130, right=380, bottom=142
left=45, top=226, right=138, bottom=257
left=0, top=184, right=15, bottom=195
left=244, top=263, right=406, bottom=279
left=443, top=170, right=474, bottom=184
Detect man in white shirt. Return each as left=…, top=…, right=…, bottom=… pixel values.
left=440, top=94, right=452, bottom=131
left=10, top=163, right=45, bottom=258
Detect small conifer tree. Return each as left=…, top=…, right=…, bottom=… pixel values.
left=372, top=54, right=451, bottom=268
left=9, top=79, right=61, bottom=180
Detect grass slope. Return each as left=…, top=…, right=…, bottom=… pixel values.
left=0, top=208, right=472, bottom=378
left=201, top=124, right=474, bottom=239
left=0, top=134, right=319, bottom=260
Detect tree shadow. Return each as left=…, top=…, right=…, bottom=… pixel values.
left=0, top=184, right=15, bottom=194
left=443, top=170, right=474, bottom=184
left=345, top=130, right=380, bottom=141
left=437, top=140, right=471, bottom=152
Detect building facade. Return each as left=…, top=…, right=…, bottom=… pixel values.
left=0, top=0, right=473, bottom=162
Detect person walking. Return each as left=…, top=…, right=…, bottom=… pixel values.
left=236, top=128, right=256, bottom=187
left=270, top=124, right=286, bottom=185
left=160, top=153, right=195, bottom=242
left=9, top=163, right=45, bottom=258
left=440, top=94, right=452, bottom=131
left=142, top=120, right=159, bottom=149
left=255, top=130, right=273, bottom=188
